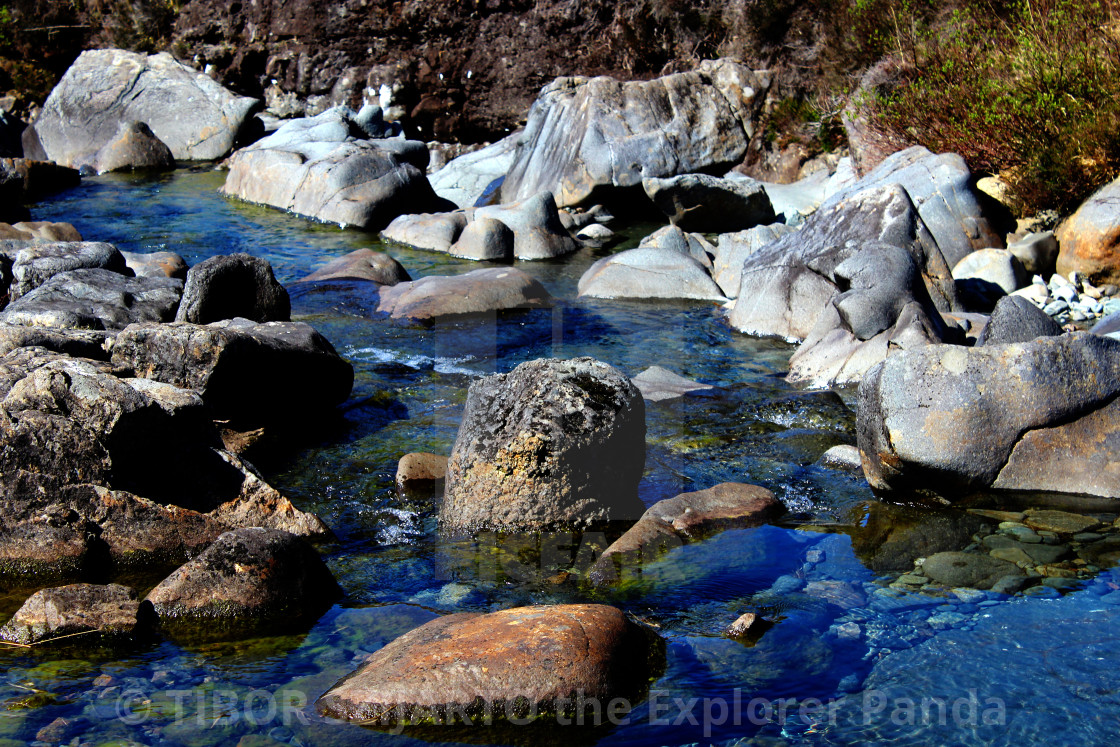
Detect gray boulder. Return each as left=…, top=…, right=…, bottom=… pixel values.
left=639, top=225, right=716, bottom=269
left=429, top=133, right=519, bottom=209
left=112, top=318, right=354, bottom=424
left=89, top=121, right=175, bottom=174
left=377, top=267, right=551, bottom=320
left=22, top=49, right=258, bottom=168
left=642, top=173, right=775, bottom=232
left=502, top=60, right=770, bottom=206
left=440, top=357, right=646, bottom=531
left=631, top=366, right=714, bottom=402
left=976, top=295, right=1063, bottom=346
left=729, top=183, right=960, bottom=342
left=578, top=245, right=725, bottom=301
left=474, top=191, right=577, bottom=260
left=8, top=241, right=127, bottom=300
left=221, top=108, right=448, bottom=230
left=175, top=253, right=289, bottom=324
left=787, top=243, right=960, bottom=388
left=1, top=269, right=182, bottom=330
left=712, top=223, right=795, bottom=298
left=145, top=527, right=340, bottom=637
left=0, top=583, right=143, bottom=645
left=858, top=332, right=1120, bottom=497
left=1008, top=231, right=1059, bottom=277
left=450, top=216, right=514, bottom=261
left=0, top=324, right=113, bottom=358
left=952, top=248, right=1026, bottom=309
left=300, top=249, right=410, bottom=285
left=381, top=211, right=468, bottom=253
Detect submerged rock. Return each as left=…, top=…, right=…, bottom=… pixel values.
left=23, top=49, right=258, bottom=168
left=146, top=527, right=341, bottom=636
left=858, top=332, right=1120, bottom=497
left=0, top=583, right=143, bottom=645
left=631, top=366, right=714, bottom=402
left=317, top=604, right=661, bottom=724
left=921, top=551, right=1023, bottom=590
left=502, top=60, right=770, bottom=206
left=377, top=267, right=551, bottom=320
left=441, top=357, right=645, bottom=531
left=589, top=483, right=783, bottom=585
left=175, top=253, right=290, bottom=324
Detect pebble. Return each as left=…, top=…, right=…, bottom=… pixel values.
left=833, top=621, right=861, bottom=639
left=1053, top=285, right=1078, bottom=302
left=950, top=588, right=986, bottom=604
left=1043, top=300, right=1069, bottom=316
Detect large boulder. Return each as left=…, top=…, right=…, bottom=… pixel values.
left=145, top=527, right=341, bottom=637
left=952, top=248, right=1026, bottom=310
left=642, top=173, right=775, bottom=232
left=1055, top=174, right=1120, bottom=285
left=0, top=324, right=113, bottom=358
left=220, top=107, right=449, bottom=230
left=577, top=243, right=725, bottom=301
left=0, top=269, right=182, bottom=330
left=786, top=242, right=960, bottom=388
left=111, top=318, right=354, bottom=424
left=976, top=295, right=1063, bottom=346
left=381, top=211, right=469, bottom=254
left=473, top=191, right=578, bottom=260
left=728, top=183, right=960, bottom=343
left=0, top=221, right=82, bottom=242
left=175, top=253, right=290, bottom=324
left=712, top=223, right=795, bottom=298
left=22, top=49, right=258, bottom=168
left=441, top=357, right=645, bottom=531
left=429, top=134, right=519, bottom=209
left=0, top=583, right=143, bottom=645
left=377, top=267, right=551, bottom=320
left=0, top=158, right=81, bottom=202
left=317, top=604, right=661, bottom=724
left=502, top=60, right=770, bottom=207
left=858, top=332, right=1120, bottom=497
left=589, top=483, right=784, bottom=585
left=449, top=216, right=515, bottom=261
left=89, top=120, right=175, bottom=174
left=300, top=249, right=411, bottom=285
left=8, top=242, right=128, bottom=300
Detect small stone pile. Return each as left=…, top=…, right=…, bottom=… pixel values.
left=1013, top=271, right=1120, bottom=325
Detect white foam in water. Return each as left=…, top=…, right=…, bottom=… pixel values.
left=374, top=507, right=423, bottom=546
left=346, top=346, right=481, bottom=376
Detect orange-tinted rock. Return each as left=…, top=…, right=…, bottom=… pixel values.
left=1056, top=175, right=1120, bottom=285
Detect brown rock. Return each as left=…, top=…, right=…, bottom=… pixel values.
left=377, top=267, right=551, bottom=321
left=120, top=250, right=188, bottom=280
left=90, top=120, right=175, bottom=174
left=0, top=221, right=82, bottom=242
left=317, top=604, right=662, bottom=724
left=395, top=452, right=448, bottom=494
left=300, top=248, right=411, bottom=285
left=0, top=583, right=141, bottom=645
left=1022, top=509, right=1100, bottom=536
left=1056, top=175, right=1120, bottom=285
left=725, top=612, right=759, bottom=637
left=589, top=483, right=783, bottom=585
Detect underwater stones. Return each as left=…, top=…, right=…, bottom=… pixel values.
left=300, top=248, right=410, bottom=285
left=0, top=268, right=182, bottom=330
left=175, top=253, right=290, bottom=325
left=441, top=357, right=645, bottom=532
left=921, top=551, right=1023, bottom=590
left=112, top=318, right=354, bottom=424
left=589, top=483, right=783, bottom=585
left=377, top=267, right=551, bottom=320
left=23, top=49, right=258, bottom=167
left=317, top=604, right=661, bottom=724
left=502, top=60, right=770, bottom=206
left=642, top=173, right=775, bottom=233
left=0, top=583, right=142, bottom=645
left=858, top=333, right=1120, bottom=497
left=1022, top=510, right=1100, bottom=536
left=145, top=527, right=340, bottom=635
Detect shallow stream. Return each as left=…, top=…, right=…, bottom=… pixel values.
left=2, top=167, right=1118, bottom=746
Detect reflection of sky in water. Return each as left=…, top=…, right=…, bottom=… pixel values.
left=4, top=169, right=1116, bottom=745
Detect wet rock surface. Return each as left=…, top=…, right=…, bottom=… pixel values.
left=377, top=267, right=551, bottom=320
left=0, top=583, right=143, bottom=645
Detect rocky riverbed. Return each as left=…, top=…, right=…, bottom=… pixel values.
left=1, top=50, right=1120, bottom=747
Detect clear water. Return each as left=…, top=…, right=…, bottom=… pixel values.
left=2, top=168, right=1118, bottom=746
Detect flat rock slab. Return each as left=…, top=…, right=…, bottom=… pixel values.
left=145, top=527, right=340, bottom=636
left=0, top=583, right=141, bottom=645
left=377, top=267, right=551, bottom=320
left=317, top=604, right=662, bottom=724
left=0, top=268, right=182, bottom=330
left=9, top=242, right=128, bottom=300
left=631, top=366, right=714, bottom=402
left=590, top=483, right=783, bottom=585
left=1022, top=509, right=1100, bottom=535
left=921, top=551, right=1023, bottom=590
left=23, top=49, right=258, bottom=168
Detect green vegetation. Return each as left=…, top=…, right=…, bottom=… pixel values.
left=864, top=0, right=1120, bottom=215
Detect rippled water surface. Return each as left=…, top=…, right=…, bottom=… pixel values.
left=3, top=168, right=1119, bottom=746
